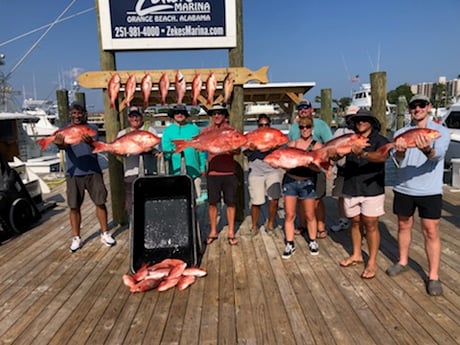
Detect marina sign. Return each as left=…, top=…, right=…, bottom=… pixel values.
left=97, top=0, right=236, bottom=50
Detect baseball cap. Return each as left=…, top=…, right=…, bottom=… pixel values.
left=128, top=106, right=143, bottom=117
left=296, top=100, right=312, bottom=110
left=409, top=94, right=430, bottom=104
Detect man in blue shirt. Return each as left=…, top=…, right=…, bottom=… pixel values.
left=54, top=102, right=116, bottom=252
left=385, top=94, right=450, bottom=296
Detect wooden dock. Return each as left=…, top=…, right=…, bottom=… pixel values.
left=0, top=173, right=459, bottom=345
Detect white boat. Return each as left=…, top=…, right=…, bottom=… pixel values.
left=349, top=83, right=397, bottom=130
left=22, top=98, right=58, bottom=138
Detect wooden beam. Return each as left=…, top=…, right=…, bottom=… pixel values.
left=77, top=66, right=269, bottom=89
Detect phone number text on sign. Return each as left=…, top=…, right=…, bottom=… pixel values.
left=114, top=26, right=161, bottom=38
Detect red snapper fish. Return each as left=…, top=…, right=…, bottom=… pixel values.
left=141, top=72, right=153, bottom=107
left=206, top=72, right=217, bottom=105
left=377, top=128, right=441, bottom=154
left=315, top=133, right=370, bottom=160
left=245, top=127, right=289, bottom=152
left=191, top=72, right=202, bottom=106
left=124, top=73, right=137, bottom=106
left=36, top=124, right=97, bottom=150
left=107, top=73, right=121, bottom=109
left=172, top=127, right=247, bottom=154
left=92, top=130, right=160, bottom=155
left=175, top=70, right=186, bottom=104
left=263, top=147, right=316, bottom=169
left=222, top=72, right=234, bottom=105
left=177, top=275, right=196, bottom=291
left=159, top=72, right=170, bottom=105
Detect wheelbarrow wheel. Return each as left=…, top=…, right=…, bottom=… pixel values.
left=9, top=198, right=34, bottom=234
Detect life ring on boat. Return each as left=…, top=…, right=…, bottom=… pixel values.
left=9, top=198, right=34, bottom=234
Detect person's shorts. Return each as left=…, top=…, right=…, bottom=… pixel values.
left=331, top=175, right=344, bottom=197
left=343, top=194, right=385, bottom=218
left=393, top=190, right=442, bottom=219
left=282, top=174, right=317, bottom=199
left=248, top=172, right=282, bottom=206
left=315, top=171, right=326, bottom=198
left=66, top=174, right=107, bottom=209
left=207, top=174, right=238, bottom=205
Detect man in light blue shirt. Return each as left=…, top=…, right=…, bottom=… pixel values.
left=386, top=94, right=450, bottom=296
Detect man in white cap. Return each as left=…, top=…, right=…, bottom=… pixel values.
left=386, top=94, right=450, bottom=296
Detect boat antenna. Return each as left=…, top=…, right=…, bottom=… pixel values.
left=0, top=7, right=94, bottom=48
left=5, top=0, right=78, bottom=80
left=366, top=50, right=375, bottom=71
left=340, top=52, right=351, bottom=82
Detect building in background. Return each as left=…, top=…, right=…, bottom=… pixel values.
left=411, top=76, right=460, bottom=105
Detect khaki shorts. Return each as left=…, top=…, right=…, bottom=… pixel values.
left=66, top=174, right=107, bottom=209
left=248, top=172, right=282, bottom=206
left=343, top=194, right=385, bottom=218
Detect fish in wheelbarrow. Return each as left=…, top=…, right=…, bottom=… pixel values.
left=244, top=127, right=289, bottom=152
left=172, top=127, right=247, bottom=154
left=36, top=124, right=97, bottom=150
left=92, top=130, right=160, bottom=155
left=376, top=128, right=441, bottom=155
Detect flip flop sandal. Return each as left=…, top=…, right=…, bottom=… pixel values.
left=316, top=230, right=327, bottom=239
left=227, top=237, right=238, bottom=245
left=206, top=236, right=218, bottom=245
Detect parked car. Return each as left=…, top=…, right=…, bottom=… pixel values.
left=442, top=103, right=460, bottom=168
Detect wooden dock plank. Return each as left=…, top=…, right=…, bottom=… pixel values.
left=0, top=175, right=459, bottom=345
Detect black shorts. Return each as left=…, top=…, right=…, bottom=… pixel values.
left=207, top=174, right=238, bottom=205
left=315, top=171, right=326, bottom=198
left=393, top=190, right=442, bottom=219
left=66, top=174, right=108, bottom=209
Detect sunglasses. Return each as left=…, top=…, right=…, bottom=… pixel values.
left=128, top=114, right=142, bottom=118
left=297, top=104, right=311, bottom=110
left=409, top=101, right=428, bottom=110
left=258, top=123, right=270, bottom=127
left=173, top=112, right=187, bottom=116
left=299, top=125, right=312, bottom=130
left=210, top=111, right=225, bottom=116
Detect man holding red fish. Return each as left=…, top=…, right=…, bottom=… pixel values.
left=161, top=104, right=206, bottom=198
left=117, top=106, right=160, bottom=218
left=204, top=104, right=240, bottom=246
left=385, top=94, right=450, bottom=296
left=53, top=102, right=116, bottom=252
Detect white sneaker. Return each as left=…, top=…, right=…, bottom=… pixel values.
left=330, top=218, right=350, bottom=232
left=309, top=240, right=319, bottom=255
left=101, top=232, right=116, bottom=247
left=69, top=236, right=81, bottom=252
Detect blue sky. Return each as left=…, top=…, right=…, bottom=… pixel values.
left=1, top=0, right=459, bottom=111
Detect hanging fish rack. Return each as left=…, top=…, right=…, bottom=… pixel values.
left=77, top=66, right=269, bottom=112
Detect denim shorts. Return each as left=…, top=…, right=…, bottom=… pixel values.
left=282, top=174, right=317, bottom=199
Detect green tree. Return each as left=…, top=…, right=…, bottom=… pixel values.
left=387, top=83, right=413, bottom=104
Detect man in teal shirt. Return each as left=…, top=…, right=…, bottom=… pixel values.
left=161, top=105, right=206, bottom=197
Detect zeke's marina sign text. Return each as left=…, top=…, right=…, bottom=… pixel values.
left=97, top=0, right=236, bottom=50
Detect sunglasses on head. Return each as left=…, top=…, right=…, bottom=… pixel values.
left=297, top=104, right=311, bottom=110
left=409, top=101, right=428, bottom=110
left=299, top=125, right=312, bottom=130
left=258, top=122, right=270, bottom=127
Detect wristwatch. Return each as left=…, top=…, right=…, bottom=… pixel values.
left=361, top=151, right=369, bottom=159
